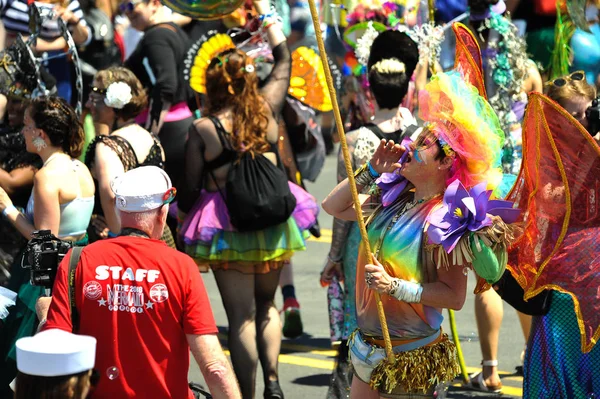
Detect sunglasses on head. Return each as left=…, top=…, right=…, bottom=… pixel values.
left=119, top=0, right=144, bottom=13
left=547, top=71, right=586, bottom=88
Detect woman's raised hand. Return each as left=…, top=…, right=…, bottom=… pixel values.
left=370, top=139, right=406, bottom=175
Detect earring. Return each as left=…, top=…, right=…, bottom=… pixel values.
left=33, top=136, right=47, bottom=152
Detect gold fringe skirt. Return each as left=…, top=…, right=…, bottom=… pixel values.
left=369, top=334, right=460, bottom=395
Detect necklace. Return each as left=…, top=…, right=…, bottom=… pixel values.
left=404, top=192, right=444, bottom=212
left=373, top=192, right=443, bottom=259
left=43, top=152, right=68, bottom=167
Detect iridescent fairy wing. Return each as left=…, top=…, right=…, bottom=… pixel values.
left=507, top=92, right=600, bottom=353
left=452, top=22, right=487, bottom=99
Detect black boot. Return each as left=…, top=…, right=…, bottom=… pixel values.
left=264, top=380, right=284, bottom=399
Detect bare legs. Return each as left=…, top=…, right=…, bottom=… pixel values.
left=350, top=376, right=379, bottom=399
left=214, top=267, right=283, bottom=399
left=475, top=289, right=533, bottom=388
left=279, top=262, right=294, bottom=288
left=474, top=288, right=503, bottom=387
left=517, top=311, right=532, bottom=364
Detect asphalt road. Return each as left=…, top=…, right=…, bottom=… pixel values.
left=188, top=150, right=526, bottom=399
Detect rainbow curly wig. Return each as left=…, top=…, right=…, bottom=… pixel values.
left=419, top=71, right=505, bottom=192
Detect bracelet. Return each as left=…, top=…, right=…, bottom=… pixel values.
left=328, top=254, right=343, bottom=264
left=354, top=163, right=375, bottom=187
left=2, top=205, right=17, bottom=218
left=262, top=16, right=279, bottom=28
left=258, top=11, right=277, bottom=21
left=387, top=278, right=423, bottom=303
left=367, top=162, right=380, bottom=178
left=263, top=20, right=277, bottom=30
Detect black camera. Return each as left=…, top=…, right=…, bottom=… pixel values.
left=23, top=230, right=72, bottom=290
left=586, top=97, right=600, bottom=136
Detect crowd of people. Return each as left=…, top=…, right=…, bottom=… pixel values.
left=0, top=0, right=598, bottom=398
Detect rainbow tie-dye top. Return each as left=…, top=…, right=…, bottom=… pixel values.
left=356, top=191, right=444, bottom=339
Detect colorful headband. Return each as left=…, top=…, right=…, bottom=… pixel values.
left=438, top=137, right=456, bottom=157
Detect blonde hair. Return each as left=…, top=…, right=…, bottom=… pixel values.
left=545, top=75, right=597, bottom=107
left=370, top=58, right=406, bottom=74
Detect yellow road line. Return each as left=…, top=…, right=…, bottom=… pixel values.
left=280, top=341, right=338, bottom=357
left=222, top=350, right=335, bottom=370
left=453, top=382, right=523, bottom=397
left=278, top=353, right=337, bottom=370
left=219, top=332, right=337, bottom=357
left=223, top=350, right=522, bottom=396
left=307, top=228, right=332, bottom=244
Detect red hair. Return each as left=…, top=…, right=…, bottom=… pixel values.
left=205, top=48, right=270, bottom=155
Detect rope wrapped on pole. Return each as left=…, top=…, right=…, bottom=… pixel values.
left=305, top=0, right=396, bottom=363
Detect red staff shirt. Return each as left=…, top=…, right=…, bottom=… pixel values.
left=44, top=236, right=218, bottom=399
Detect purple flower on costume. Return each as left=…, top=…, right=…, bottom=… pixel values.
left=427, top=180, right=520, bottom=253
left=376, top=137, right=412, bottom=207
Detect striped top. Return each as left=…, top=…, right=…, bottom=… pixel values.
left=1, top=0, right=90, bottom=44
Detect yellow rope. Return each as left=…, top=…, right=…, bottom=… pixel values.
left=428, top=0, right=436, bottom=26
left=448, top=309, right=470, bottom=384
left=305, top=0, right=395, bottom=362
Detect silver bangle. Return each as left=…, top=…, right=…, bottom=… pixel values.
left=387, top=278, right=400, bottom=296
left=328, top=254, right=343, bottom=264
left=355, top=167, right=375, bottom=187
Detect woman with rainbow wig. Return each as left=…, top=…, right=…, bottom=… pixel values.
left=323, top=70, right=517, bottom=398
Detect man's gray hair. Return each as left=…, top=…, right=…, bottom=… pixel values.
left=118, top=208, right=162, bottom=232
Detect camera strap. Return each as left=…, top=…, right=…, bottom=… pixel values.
left=68, top=246, right=83, bottom=333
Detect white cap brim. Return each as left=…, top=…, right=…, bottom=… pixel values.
left=16, top=329, right=96, bottom=377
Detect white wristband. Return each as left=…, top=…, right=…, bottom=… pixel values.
left=2, top=205, right=17, bottom=218
left=388, top=278, right=423, bottom=303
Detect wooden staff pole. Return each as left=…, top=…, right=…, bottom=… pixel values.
left=305, top=0, right=395, bottom=362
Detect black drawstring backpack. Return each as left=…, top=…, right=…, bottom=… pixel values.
left=208, top=116, right=296, bottom=232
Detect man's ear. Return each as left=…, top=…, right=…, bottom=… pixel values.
left=158, top=205, right=169, bottom=224
left=440, top=155, right=454, bottom=170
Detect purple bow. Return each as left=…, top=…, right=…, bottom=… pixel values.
left=376, top=137, right=412, bottom=207
left=427, top=180, right=520, bottom=253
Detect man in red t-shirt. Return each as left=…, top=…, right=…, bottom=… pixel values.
left=40, top=166, right=241, bottom=399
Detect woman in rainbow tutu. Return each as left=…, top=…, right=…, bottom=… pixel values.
left=323, top=69, right=519, bottom=397
left=177, top=1, right=317, bottom=397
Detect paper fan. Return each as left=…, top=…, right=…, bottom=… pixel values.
left=183, top=31, right=235, bottom=94
left=288, top=47, right=334, bottom=112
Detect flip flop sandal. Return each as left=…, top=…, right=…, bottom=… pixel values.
left=465, top=371, right=503, bottom=393
left=464, top=360, right=503, bottom=393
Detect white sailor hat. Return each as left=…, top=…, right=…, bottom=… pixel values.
left=16, top=329, right=96, bottom=377
left=111, top=166, right=176, bottom=213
